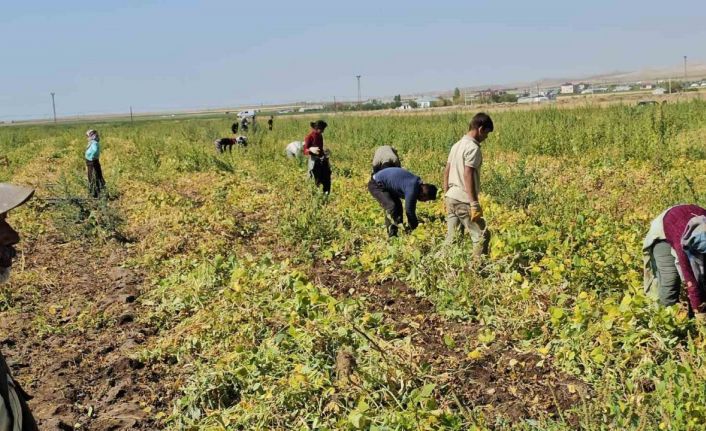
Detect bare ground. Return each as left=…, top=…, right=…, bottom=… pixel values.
left=312, top=258, right=588, bottom=425
left=0, top=234, right=179, bottom=430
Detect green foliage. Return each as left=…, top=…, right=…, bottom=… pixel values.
left=5, top=101, right=706, bottom=429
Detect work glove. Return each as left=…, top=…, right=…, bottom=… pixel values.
left=470, top=201, right=483, bottom=222
left=309, top=147, right=321, bottom=155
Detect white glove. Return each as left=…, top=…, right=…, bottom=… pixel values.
left=309, top=147, right=321, bottom=155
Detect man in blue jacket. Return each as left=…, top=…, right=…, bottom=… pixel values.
left=85, top=129, right=106, bottom=198
left=368, top=167, right=438, bottom=237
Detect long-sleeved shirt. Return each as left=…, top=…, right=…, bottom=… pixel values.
left=85, top=139, right=101, bottom=161
left=372, top=167, right=422, bottom=229
left=303, top=130, right=324, bottom=156
left=663, top=204, right=706, bottom=311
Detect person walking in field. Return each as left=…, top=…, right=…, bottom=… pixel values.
left=85, top=129, right=106, bottom=198
left=304, top=120, right=331, bottom=194
left=240, top=117, right=249, bottom=133
left=443, top=113, right=494, bottom=256
left=231, top=121, right=239, bottom=135
left=267, top=116, right=274, bottom=131
left=643, top=204, right=706, bottom=319
left=0, top=183, right=39, bottom=430
left=368, top=167, right=438, bottom=237
left=371, top=145, right=401, bottom=174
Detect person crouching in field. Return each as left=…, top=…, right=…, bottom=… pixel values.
left=85, top=129, right=106, bottom=198
left=285, top=141, right=303, bottom=158
left=443, top=113, right=493, bottom=257
left=371, top=145, right=401, bottom=175
left=643, top=204, right=706, bottom=319
left=215, top=136, right=247, bottom=153
left=368, top=167, right=438, bottom=237
left=304, top=120, right=331, bottom=195
left=0, top=183, right=39, bottom=430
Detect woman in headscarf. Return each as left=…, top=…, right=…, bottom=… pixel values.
left=303, top=120, right=331, bottom=194
left=85, top=129, right=106, bottom=198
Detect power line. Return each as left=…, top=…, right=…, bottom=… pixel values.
left=355, top=75, right=361, bottom=104
left=50, top=92, right=56, bottom=123
left=684, top=55, right=688, bottom=81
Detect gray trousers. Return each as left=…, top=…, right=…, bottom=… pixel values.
left=445, top=197, right=490, bottom=256
left=649, top=240, right=681, bottom=306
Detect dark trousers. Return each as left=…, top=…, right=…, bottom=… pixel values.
left=368, top=178, right=403, bottom=237
left=310, top=156, right=331, bottom=194
left=86, top=159, right=106, bottom=198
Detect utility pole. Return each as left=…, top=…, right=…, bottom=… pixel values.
left=356, top=75, right=361, bottom=105
left=130, top=106, right=133, bottom=123
left=684, top=55, right=688, bottom=81
left=50, top=92, right=56, bottom=123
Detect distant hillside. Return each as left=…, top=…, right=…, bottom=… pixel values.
left=421, top=62, right=706, bottom=99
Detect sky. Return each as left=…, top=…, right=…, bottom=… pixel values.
left=1, top=0, right=705, bottom=120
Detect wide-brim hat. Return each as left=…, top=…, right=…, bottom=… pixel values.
left=0, top=183, right=34, bottom=214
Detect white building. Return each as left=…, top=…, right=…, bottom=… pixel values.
left=560, top=83, right=576, bottom=94
left=397, top=102, right=413, bottom=110
left=518, top=95, right=549, bottom=104
left=652, top=88, right=667, bottom=95
left=415, top=97, right=438, bottom=109
left=298, top=104, right=324, bottom=112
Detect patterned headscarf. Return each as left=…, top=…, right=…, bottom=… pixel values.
left=86, top=129, right=99, bottom=141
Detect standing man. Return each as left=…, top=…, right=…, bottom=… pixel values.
left=85, top=129, right=106, bottom=198
left=368, top=167, right=438, bottom=237
left=267, top=116, right=274, bottom=131
left=0, top=183, right=39, bottom=430
left=443, top=113, right=494, bottom=256
left=241, top=117, right=249, bottom=133
left=304, top=120, right=331, bottom=195
left=371, top=145, right=401, bottom=175
left=231, top=121, right=239, bottom=135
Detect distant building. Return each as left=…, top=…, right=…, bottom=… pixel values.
left=652, top=88, right=667, bottom=95
left=581, top=88, right=594, bottom=94
left=298, top=104, right=324, bottom=112
left=415, top=97, right=439, bottom=109
left=397, top=102, right=413, bottom=110
left=614, top=85, right=631, bottom=92
left=641, top=83, right=654, bottom=90
left=560, top=83, right=577, bottom=94
left=518, top=95, right=549, bottom=104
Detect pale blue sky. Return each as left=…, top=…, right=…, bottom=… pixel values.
left=1, top=0, right=704, bottom=120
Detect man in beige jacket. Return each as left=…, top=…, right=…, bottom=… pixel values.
left=443, top=113, right=494, bottom=256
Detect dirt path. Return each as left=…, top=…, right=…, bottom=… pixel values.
left=0, top=233, right=178, bottom=430
left=312, top=258, right=588, bottom=425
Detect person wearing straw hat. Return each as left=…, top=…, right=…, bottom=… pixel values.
left=0, top=183, right=38, bottom=430
left=85, top=129, right=106, bottom=198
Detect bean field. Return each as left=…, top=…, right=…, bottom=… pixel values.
left=3, top=101, right=706, bottom=430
